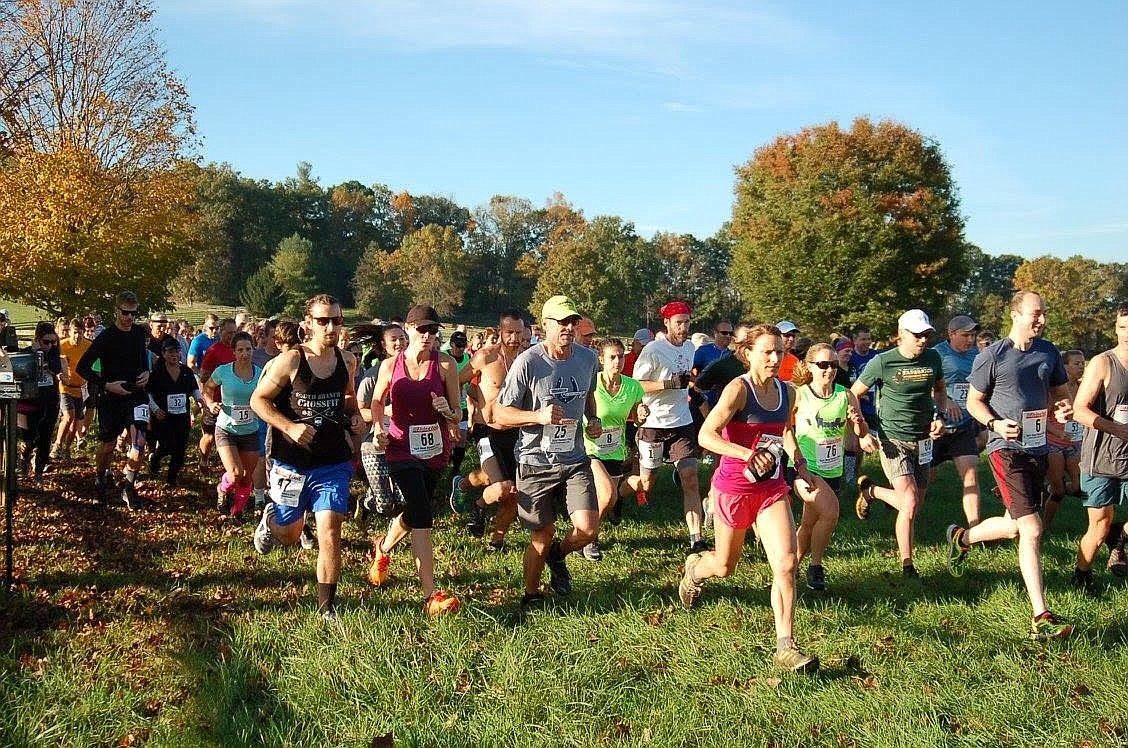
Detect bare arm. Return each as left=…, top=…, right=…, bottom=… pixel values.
left=1073, top=356, right=1128, bottom=440
left=250, top=350, right=313, bottom=447
left=698, top=378, right=752, bottom=462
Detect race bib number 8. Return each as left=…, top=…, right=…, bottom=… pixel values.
left=167, top=393, right=187, bottom=415
left=1021, top=409, right=1048, bottom=449
left=409, top=423, right=443, bottom=459
left=816, top=436, right=844, bottom=472
left=596, top=426, right=623, bottom=455
left=542, top=421, right=578, bottom=454
left=269, top=464, right=307, bottom=507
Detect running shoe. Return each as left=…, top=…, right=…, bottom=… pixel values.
left=1031, top=611, right=1074, bottom=640
left=1108, top=545, right=1128, bottom=578
left=448, top=475, right=465, bottom=513
left=216, top=485, right=230, bottom=515
left=773, top=644, right=819, bottom=673
left=466, top=501, right=486, bottom=538
left=636, top=488, right=649, bottom=507
left=609, top=497, right=623, bottom=527
left=581, top=540, right=603, bottom=561
left=902, top=564, right=920, bottom=579
left=519, top=591, right=546, bottom=612
left=319, top=605, right=339, bottom=623
left=423, top=590, right=461, bottom=617
left=485, top=539, right=506, bottom=554
left=122, top=482, right=144, bottom=512
left=94, top=470, right=110, bottom=507
left=945, top=524, right=969, bottom=576
left=253, top=502, right=276, bottom=555
left=299, top=522, right=318, bottom=550
left=546, top=539, right=572, bottom=596
left=806, top=564, right=826, bottom=591
left=689, top=537, right=711, bottom=554
left=368, top=535, right=391, bottom=586
left=1070, top=568, right=1097, bottom=597
left=678, top=553, right=703, bottom=609
left=855, top=475, right=874, bottom=520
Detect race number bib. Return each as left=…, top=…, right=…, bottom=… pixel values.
left=409, top=423, right=442, bottom=459
left=755, top=434, right=784, bottom=480
left=951, top=383, right=969, bottom=408
left=269, top=464, right=307, bottom=507
left=595, top=426, right=623, bottom=455
left=38, top=370, right=54, bottom=387
left=638, top=438, right=665, bottom=470
left=231, top=404, right=254, bottom=426
left=542, top=421, right=578, bottom=454
left=477, top=437, right=494, bottom=462
left=917, top=438, right=933, bottom=465
left=816, top=436, right=844, bottom=472
left=132, top=404, right=149, bottom=423
left=1114, top=404, right=1128, bottom=426
left=167, top=393, right=187, bottom=415
left=1021, top=409, right=1048, bottom=449
left=1064, top=420, right=1083, bottom=441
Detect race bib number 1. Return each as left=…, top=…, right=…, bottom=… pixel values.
left=638, top=438, right=664, bottom=470
left=816, top=436, right=844, bottom=472
left=542, top=421, right=578, bottom=454
left=1021, top=409, right=1048, bottom=449
left=596, top=426, right=623, bottom=455
left=917, top=438, right=933, bottom=465
left=409, top=423, right=443, bottom=459
left=132, top=404, right=149, bottom=423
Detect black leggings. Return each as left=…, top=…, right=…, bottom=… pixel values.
left=388, top=461, right=440, bottom=530
left=18, top=403, right=59, bottom=473
left=149, top=416, right=190, bottom=484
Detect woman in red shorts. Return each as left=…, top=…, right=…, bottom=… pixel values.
left=676, top=324, right=819, bottom=672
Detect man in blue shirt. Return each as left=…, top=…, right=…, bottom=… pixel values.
left=931, top=315, right=983, bottom=526
left=692, top=320, right=734, bottom=411
left=849, top=324, right=881, bottom=431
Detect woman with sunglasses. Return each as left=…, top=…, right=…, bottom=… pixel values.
left=790, top=343, right=878, bottom=590
left=147, top=337, right=205, bottom=487
left=17, top=322, right=68, bottom=477
left=367, top=305, right=462, bottom=616
left=203, top=331, right=263, bottom=517
left=678, top=324, right=819, bottom=672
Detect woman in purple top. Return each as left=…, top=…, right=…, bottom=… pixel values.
left=366, top=305, right=464, bottom=616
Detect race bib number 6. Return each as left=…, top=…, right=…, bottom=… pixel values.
left=1021, top=409, right=1048, bottom=449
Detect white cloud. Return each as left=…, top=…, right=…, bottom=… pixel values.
left=168, top=0, right=821, bottom=75
left=663, top=101, right=703, bottom=113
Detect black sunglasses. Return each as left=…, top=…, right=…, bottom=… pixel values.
left=415, top=324, right=439, bottom=335
left=910, top=330, right=931, bottom=339
left=811, top=360, right=836, bottom=370
left=118, top=308, right=138, bottom=316
left=312, top=316, right=345, bottom=327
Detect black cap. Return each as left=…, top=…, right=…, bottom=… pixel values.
left=450, top=331, right=468, bottom=346
left=160, top=337, right=181, bottom=351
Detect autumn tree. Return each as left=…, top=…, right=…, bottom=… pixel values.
left=730, top=117, right=966, bottom=338
left=0, top=0, right=197, bottom=317
left=1012, top=255, right=1122, bottom=351
left=353, top=224, right=470, bottom=319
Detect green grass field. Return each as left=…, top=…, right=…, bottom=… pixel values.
left=2, top=449, right=1128, bottom=747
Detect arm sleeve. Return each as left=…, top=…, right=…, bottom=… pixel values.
left=968, top=348, right=994, bottom=396
left=633, top=346, right=658, bottom=382
left=857, top=353, right=883, bottom=389
left=1048, top=346, right=1068, bottom=388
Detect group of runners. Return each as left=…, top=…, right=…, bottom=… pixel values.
left=5, top=287, right=1127, bottom=675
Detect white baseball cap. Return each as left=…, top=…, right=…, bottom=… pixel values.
left=776, top=320, right=798, bottom=335
left=897, top=309, right=935, bottom=334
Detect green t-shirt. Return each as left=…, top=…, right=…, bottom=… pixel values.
left=584, top=374, right=644, bottom=462
left=859, top=347, right=943, bottom=441
left=795, top=384, right=850, bottom=478
left=451, top=350, right=470, bottom=413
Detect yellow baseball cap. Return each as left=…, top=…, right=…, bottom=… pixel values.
left=541, top=295, right=581, bottom=323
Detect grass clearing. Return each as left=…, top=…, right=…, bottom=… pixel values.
left=2, top=448, right=1128, bottom=747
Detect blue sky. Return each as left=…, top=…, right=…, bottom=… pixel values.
left=160, top=1, right=1126, bottom=262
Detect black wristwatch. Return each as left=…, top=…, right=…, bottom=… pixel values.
left=986, top=418, right=995, bottom=433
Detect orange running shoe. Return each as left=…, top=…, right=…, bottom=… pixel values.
left=367, top=535, right=391, bottom=586
left=423, top=590, right=460, bottom=616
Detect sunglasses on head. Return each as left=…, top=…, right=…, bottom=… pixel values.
left=312, top=316, right=345, bottom=327
left=118, top=308, right=138, bottom=316
left=811, top=360, right=836, bottom=370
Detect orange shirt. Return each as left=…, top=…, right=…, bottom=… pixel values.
left=778, top=352, right=800, bottom=382
left=59, top=337, right=91, bottom=396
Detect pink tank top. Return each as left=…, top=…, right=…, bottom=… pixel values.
left=386, top=351, right=451, bottom=468
left=711, top=376, right=788, bottom=495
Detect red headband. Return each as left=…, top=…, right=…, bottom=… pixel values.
left=660, top=301, right=692, bottom=319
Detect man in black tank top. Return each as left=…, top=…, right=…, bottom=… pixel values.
left=1071, top=303, right=1128, bottom=590
left=250, top=294, right=364, bottom=619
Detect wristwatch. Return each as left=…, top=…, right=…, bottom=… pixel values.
left=986, top=418, right=995, bottom=433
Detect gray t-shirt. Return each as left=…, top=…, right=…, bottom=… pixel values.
left=968, top=337, right=1067, bottom=456
left=497, top=343, right=598, bottom=466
